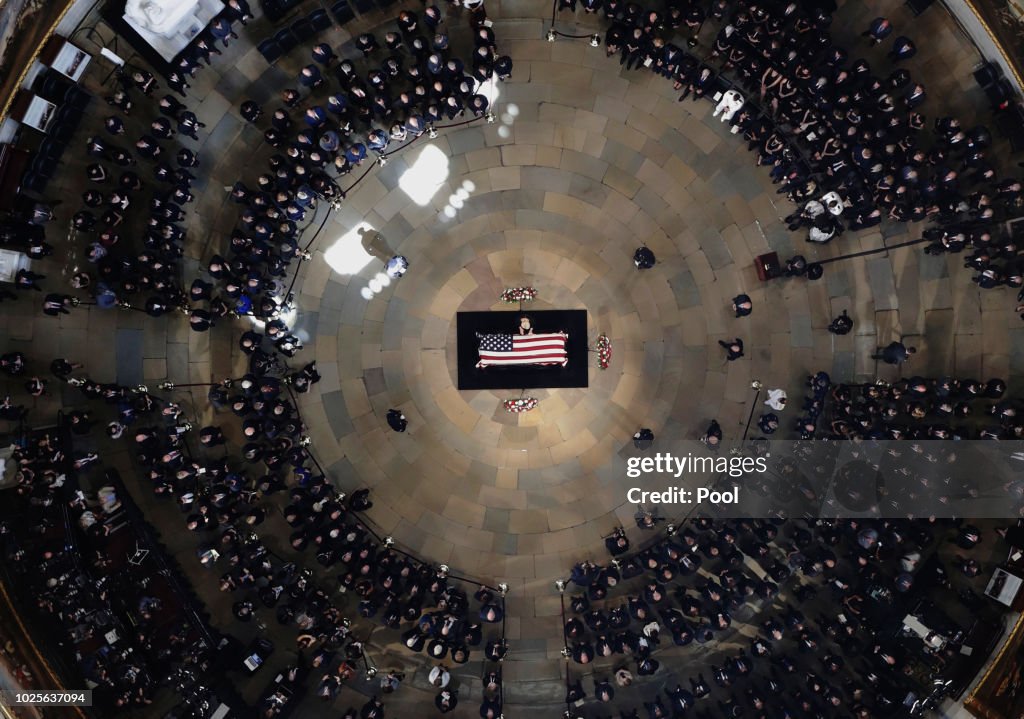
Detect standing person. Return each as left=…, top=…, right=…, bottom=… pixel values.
left=888, top=36, right=916, bottom=61
left=702, top=419, right=723, bottom=447
left=42, top=294, right=73, bottom=316
left=240, top=100, right=263, bottom=123
left=15, top=269, right=45, bottom=291
left=435, top=689, right=457, bottom=713
left=764, top=388, right=787, bottom=411
left=784, top=255, right=807, bottom=277
left=385, top=255, right=409, bottom=278
left=224, top=0, right=254, bottom=24
left=719, top=338, right=744, bottom=361
left=757, top=413, right=779, bottom=434
left=50, top=358, right=83, bottom=380
left=828, top=310, right=854, bottom=335
left=633, top=428, right=655, bottom=449
left=731, top=294, right=752, bottom=317
left=871, top=341, right=916, bottom=365
left=380, top=670, right=404, bottom=693
left=386, top=409, right=407, bottom=432
left=861, top=17, right=892, bottom=46
left=634, top=246, right=656, bottom=269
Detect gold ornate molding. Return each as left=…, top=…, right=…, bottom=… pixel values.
left=964, top=612, right=1024, bottom=719
left=961, top=0, right=1024, bottom=91
left=0, top=0, right=77, bottom=124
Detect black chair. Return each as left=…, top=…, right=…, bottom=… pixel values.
left=64, top=85, right=91, bottom=111
left=309, top=8, right=333, bottom=31
left=331, top=0, right=354, bottom=24
left=906, top=0, right=935, bottom=15
left=257, top=38, right=283, bottom=63
left=291, top=18, right=316, bottom=43
left=52, top=103, right=78, bottom=128
left=38, top=71, right=73, bottom=104
left=353, top=0, right=373, bottom=15
left=274, top=27, right=299, bottom=54
left=19, top=171, right=49, bottom=195
left=31, top=155, right=59, bottom=179
left=973, top=62, right=1001, bottom=89
left=996, top=103, right=1024, bottom=152
left=48, top=120, right=76, bottom=144
left=376, top=0, right=397, bottom=8
left=985, top=78, right=1014, bottom=109
left=262, top=0, right=301, bottom=23
left=38, top=138, right=65, bottom=162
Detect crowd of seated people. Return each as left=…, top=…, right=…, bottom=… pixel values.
left=215, top=3, right=510, bottom=330
left=0, top=7, right=253, bottom=322
left=1, top=2, right=516, bottom=714
left=561, top=511, right=1022, bottom=719
left=5, top=1, right=1024, bottom=717
left=821, top=374, right=1019, bottom=440
left=0, top=419, right=220, bottom=713
left=585, top=1, right=1022, bottom=294
left=2, top=306, right=503, bottom=715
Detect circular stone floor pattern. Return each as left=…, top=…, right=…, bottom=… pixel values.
left=289, top=77, right=760, bottom=588
left=9, top=0, right=1020, bottom=715
left=237, top=14, right=1015, bottom=602
left=177, top=0, right=1022, bottom=601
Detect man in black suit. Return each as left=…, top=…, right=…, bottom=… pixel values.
left=634, top=246, right=656, bottom=269
left=387, top=409, right=407, bottom=432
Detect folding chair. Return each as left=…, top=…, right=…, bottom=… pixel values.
left=257, top=38, right=283, bottom=64
left=309, top=8, right=333, bottom=32
left=331, top=0, right=354, bottom=24
left=290, top=18, right=316, bottom=43
left=274, top=27, right=299, bottom=54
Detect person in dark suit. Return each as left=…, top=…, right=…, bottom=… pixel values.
left=861, top=17, right=892, bottom=46
left=188, top=309, right=213, bottom=332
left=888, top=36, right=916, bottom=61
left=731, top=294, right=752, bottom=317
left=828, top=310, right=853, bottom=335
left=42, top=294, right=73, bottom=316
left=719, top=338, right=744, bottom=361
left=435, top=689, right=457, bottom=713
left=387, top=409, right=407, bottom=432
left=240, top=100, right=262, bottom=123
left=633, top=428, right=654, bottom=449
left=634, top=246, right=656, bottom=269
left=871, top=341, right=915, bottom=365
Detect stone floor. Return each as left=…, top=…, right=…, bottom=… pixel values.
left=2, top=0, right=1024, bottom=715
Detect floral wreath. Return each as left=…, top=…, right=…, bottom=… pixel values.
left=503, top=397, right=538, bottom=413
left=500, top=287, right=537, bottom=303
left=596, top=334, right=612, bottom=370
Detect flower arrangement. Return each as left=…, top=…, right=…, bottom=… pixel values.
left=596, top=334, right=612, bottom=369
left=500, top=287, right=537, bottom=303
left=503, top=397, right=538, bottom=413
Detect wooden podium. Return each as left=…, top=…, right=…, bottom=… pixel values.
left=755, top=252, right=781, bottom=281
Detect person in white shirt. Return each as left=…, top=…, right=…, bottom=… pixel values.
left=712, top=89, right=745, bottom=123
left=385, top=255, right=409, bottom=278
left=429, top=664, right=450, bottom=688
left=765, top=388, right=787, bottom=411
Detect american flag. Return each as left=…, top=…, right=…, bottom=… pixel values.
left=476, top=332, right=569, bottom=368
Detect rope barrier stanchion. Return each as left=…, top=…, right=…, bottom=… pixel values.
left=741, top=381, right=763, bottom=441
left=556, top=577, right=575, bottom=718
left=548, top=0, right=602, bottom=44
left=816, top=235, right=931, bottom=266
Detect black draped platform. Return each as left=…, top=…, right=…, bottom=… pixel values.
left=456, top=310, right=589, bottom=390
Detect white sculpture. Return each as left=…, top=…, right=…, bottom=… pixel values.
left=125, top=0, right=199, bottom=37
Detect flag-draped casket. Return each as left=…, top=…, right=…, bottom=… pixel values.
left=475, top=332, right=569, bottom=368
